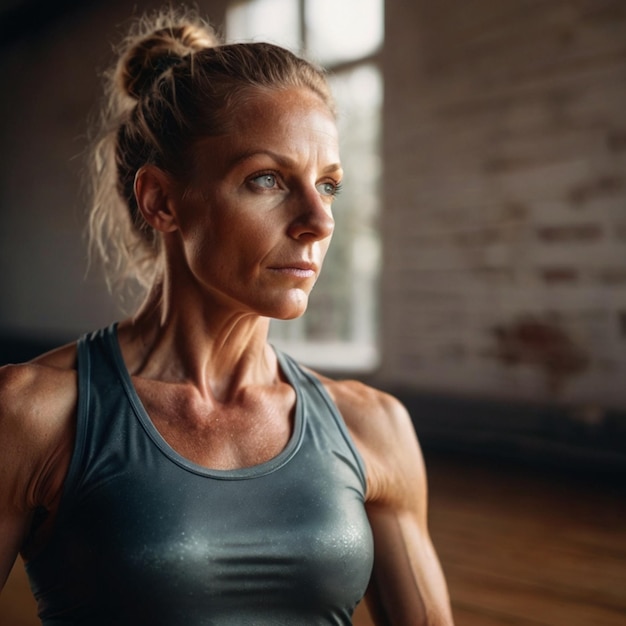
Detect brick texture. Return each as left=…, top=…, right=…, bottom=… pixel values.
left=378, top=0, right=626, bottom=408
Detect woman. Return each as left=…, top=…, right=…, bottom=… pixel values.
left=0, top=10, right=453, bottom=625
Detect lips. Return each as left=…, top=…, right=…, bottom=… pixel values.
left=268, top=261, right=317, bottom=277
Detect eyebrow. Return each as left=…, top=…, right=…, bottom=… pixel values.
left=230, top=149, right=343, bottom=176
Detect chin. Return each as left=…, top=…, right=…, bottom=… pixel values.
left=268, top=293, right=309, bottom=321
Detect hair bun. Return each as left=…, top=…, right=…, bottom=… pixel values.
left=117, top=17, right=218, bottom=100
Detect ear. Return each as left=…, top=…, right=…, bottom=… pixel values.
left=134, top=165, right=179, bottom=233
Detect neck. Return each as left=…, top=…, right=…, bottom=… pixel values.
left=118, top=284, right=278, bottom=402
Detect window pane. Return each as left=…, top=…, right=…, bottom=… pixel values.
left=325, top=64, right=382, bottom=343
left=305, top=0, right=383, bottom=65
left=226, top=0, right=301, bottom=52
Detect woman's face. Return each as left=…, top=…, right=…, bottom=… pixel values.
left=168, top=86, right=341, bottom=321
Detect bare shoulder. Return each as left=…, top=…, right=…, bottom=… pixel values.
left=320, top=377, right=411, bottom=445
left=0, top=342, right=78, bottom=509
left=318, top=375, right=425, bottom=507
left=0, top=341, right=78, bottom=423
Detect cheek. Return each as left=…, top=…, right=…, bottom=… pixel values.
left=177, top=190, right=282, bottom=272
left=192, top=216, right=275, bottom=278
left=234, top=215, right=278, bottom=254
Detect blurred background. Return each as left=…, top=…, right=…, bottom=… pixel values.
left=0, top=0, right=625, bottom=624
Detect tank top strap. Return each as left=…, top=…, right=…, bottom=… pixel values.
left=54, top=325, right=118, bottom=523
left=273, top=349, right=368, bottom=493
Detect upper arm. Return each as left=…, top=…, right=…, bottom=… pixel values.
left=330, top=383, right=454, bottom=625
left=0, top=365, right=39, bottom=588
left=0, top=358, right=76, bottom=591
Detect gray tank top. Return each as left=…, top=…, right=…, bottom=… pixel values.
left=25, top=325, right=374, bottom=625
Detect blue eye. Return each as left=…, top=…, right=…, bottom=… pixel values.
left=317, top=181, right=343, bottom=197
left=251, top=174, right=278, bottom=189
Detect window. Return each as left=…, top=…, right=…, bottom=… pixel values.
left=227, top=0, right=383, bottom=371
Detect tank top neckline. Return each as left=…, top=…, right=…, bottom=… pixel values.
left=104, top=323, right=306, bottom=481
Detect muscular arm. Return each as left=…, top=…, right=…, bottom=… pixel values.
left=328, top=381, right=454, bottom=626
left=0, top=351, right=77, bottom=592
left=363, top=397, right=452, bottom=625
left=0, top=365, right=39, bottom=589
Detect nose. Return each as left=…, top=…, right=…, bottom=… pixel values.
left=287, top=187, right=335, bottom=241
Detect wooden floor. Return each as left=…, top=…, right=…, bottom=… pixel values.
left=425, top=453, right=626, bottom=626
left=2, top=451, right=625, bottom=625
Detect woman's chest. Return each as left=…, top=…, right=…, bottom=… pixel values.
left=32, top=449, right=373, bottom=623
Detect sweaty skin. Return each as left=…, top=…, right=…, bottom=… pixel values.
left=24, top=327, right=374, bottom=624
left=0, top=86, right=453, bottom=625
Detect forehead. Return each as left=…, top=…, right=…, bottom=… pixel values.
left=230, top=85, right=335, bottom=124
left=234, top=87, right=337, bottom=144
left=193, top=87, right=339, bottom=168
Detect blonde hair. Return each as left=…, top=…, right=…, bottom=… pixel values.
left=88, top=7, right=334, bottom=302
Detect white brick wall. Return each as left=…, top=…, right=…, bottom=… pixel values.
left=378, top=0, right=626, bottom=408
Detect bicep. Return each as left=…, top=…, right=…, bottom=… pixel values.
left=0, top=398, right=33, bottom=590
left=0, top=363, right=67, bottom=591
left=361, top=399, right=453, bottom=624
left=365, top=504, right=453, bottom=625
